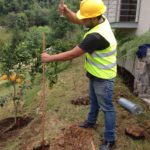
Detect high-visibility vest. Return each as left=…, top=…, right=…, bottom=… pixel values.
left=84, top=17, right=117, bottom=79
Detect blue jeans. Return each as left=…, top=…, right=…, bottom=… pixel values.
left=87, top=78, right=116, bottom=142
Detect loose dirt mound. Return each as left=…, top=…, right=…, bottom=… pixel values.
left=51, top=125, right=94, bottom=150
left=71, top=96, right=90, bottom=105
left=140, top=121, right=150, bottom=141
left=125, top=124, right=145, bottom=139
left=0, top=116, right=32, bottom=141
left=33, top=142, right=50, bottom=150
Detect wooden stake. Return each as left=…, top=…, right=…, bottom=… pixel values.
left=60, top=0, right=64, bottom=17
left=91, top=140, right=96, bottom=150
left=41, top=32, right=46, bottom=147
left=42, top=33, right=46, bottom=53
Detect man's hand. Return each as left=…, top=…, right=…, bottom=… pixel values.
left=58, top=3, right=82, bottom=24
left=41, top=52, right=51, bottom=63
left=58, top=3, right=68, bottom=16
left=41, top=46, right=84, bottom=63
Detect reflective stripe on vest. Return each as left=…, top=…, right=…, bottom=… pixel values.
left=84, top=16, right=117, bottom=79
left=86, top=57, right=117, bottom=70
left=91, top=49, right=117, bottom=58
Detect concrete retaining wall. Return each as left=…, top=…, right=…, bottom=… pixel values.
left=118, top=48, right=150, bottom=103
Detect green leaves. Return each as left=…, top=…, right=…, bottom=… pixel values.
left=0, top=94, right=13, bottom=108
left=46, top=62, right=58, bottom=88
left=7, top=12, right=29, bottom=30
left=117, top=31, right=150, bottom=59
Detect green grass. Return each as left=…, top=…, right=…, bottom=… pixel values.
left=0, top=28, right=12, bottom=43
left=3, top=141, right=18, bottom=150
left=0, top=57, right=150, bottom=150
left=117, top=30, right=150, bottom=59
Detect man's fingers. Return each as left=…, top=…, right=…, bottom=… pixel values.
left=58, top=4, right=67, bottom=14
left=41, top=52, right=48, bottom=63
left=58, top=4, right=64, bottom=14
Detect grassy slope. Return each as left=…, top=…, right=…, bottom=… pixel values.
left=0, top=57, right=150, bottom=150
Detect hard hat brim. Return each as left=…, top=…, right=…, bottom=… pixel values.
left=76, top=6, right=106, bottom=20
left=76, top=10, right=87, bottom=20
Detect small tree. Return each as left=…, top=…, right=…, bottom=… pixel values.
left=7, top=12, right=29, bottom=30
left=0, top=40, right=31, bottom=124
left=0, top=28, right=59, bottom=125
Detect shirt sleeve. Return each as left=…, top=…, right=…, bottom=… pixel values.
left=78, top=32, right=110, bottom=53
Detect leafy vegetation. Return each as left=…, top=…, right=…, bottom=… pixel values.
left=0, top=1, right=150, bottom=150
left=0, top=0, right=82, bottom=125
left=1, top=57, right=149, bottom=150
left=0, top=0, right=80, bottom=29
left=116, top=30, right=150, bottom=59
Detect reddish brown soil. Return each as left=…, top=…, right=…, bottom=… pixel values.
left=0, top=116, right=32, bottom=141
left=125, top=124, right=145, bottom=139
left=139, top=121, right=150, bottom=141
left=50, top=124, right=94, bottom=150
left=33, top=143, right=50, bottom=150
left=71, top=96, right=90, bottom=105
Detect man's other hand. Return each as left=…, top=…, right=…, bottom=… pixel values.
left=41, top=52, right=51, bottom=63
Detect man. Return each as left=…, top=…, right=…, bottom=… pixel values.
left=41, top=0, right=117, bottom=150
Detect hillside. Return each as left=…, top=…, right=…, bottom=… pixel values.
left=0, top=1, right=150, bottom=149
left=0, top=57, right=150, bottom=150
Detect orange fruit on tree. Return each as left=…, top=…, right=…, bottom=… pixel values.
left=16, top=78, right=22, bottom=84
left=1, top=74, right=8, bottom=80
left=10, top=73, right=17, bottom=81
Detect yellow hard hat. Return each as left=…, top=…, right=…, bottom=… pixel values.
left=76, top=0, right=106, bottom=19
